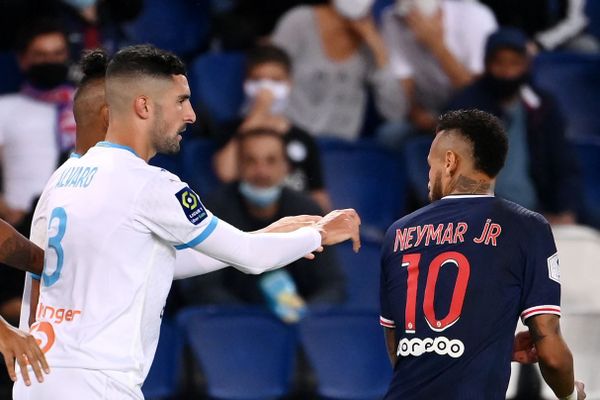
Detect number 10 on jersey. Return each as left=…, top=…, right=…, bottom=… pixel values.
left=402, top=251, right=470, bottom=333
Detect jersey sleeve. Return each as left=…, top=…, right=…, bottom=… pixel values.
left=380, top=228, right=397, bottom=329
left=519, top=218, right=561, bottom=323
left=133, top=172, right=217, bottom=249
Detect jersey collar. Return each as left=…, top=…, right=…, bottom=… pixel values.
left=95, top=141, right=140, bottom=158
left=441, top=194, right=495, bottom=199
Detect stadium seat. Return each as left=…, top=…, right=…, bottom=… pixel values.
left=177, top=306, right=298, bottom=400
left=188, top=52, right=246, bottom=124
left=299, top=309, right=392, bottom=400
left=142, top=318, right=184, bottom=400
left=149, top=153, right=182, bottom=177
left=533, top=53, right=600, bottom=139
left=403, top=135, right=433, bottom=206
left=336, top=240, right=381, bottom=311
left=572, top=137, right=600, bottom=228
left=123, top=0, right=211, bottom=57
left=586, top=0, right=600, bottom=39
left=318, top=138, right=406, bottom=238
left=180, top=138, right=219, bottom=198
left=0, top=52, right=22, bottom=95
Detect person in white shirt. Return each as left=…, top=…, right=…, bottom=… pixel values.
left=0, top=19, right=75, bottom=227
left=13, top=44, right=361, bottom=400
left=378, top=0, right=497, bottom=148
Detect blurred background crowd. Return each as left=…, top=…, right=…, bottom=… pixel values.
left=0, top=0, right=599, bottom=399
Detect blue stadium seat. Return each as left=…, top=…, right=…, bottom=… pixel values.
left=149, top=153, right=182, bottom=177
left=586, top=0, right=600, bottom=39
left=188, top=52, right=246, bottom=124
left=299, top=309, right=392, bottom=400
left=336, top=241, right=381, bottom=311
left=572, top=137, right=600, bottom=228
left=180, top=138, right=219, bottom=198
left=318, top=138, right=406, bottom=238
left=373, top=0, right=394, bottom=25
left=142, top=318, right=184, bottom=400
left=403, top=135, right=433, bottom=206
left=123, top=0, right=210, bottom=57
left=0, top=52, right=22, bottom=95
left=533, top=53, right=600, bottom=139
left=177, top=306, right=298, bottom=400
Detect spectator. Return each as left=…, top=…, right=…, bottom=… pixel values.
left=447, top=28, right=582, bottom=224
left=179, top=129, right=345, bottom=320
left=378, top=0, right=497, bottom=149
left=271, top=0, right=406, bottom=140
left=0, top=19, right=75, bottom=229
left=480, top=0, right=599, bottom=53
left=213, top=44, right=331, bottom=211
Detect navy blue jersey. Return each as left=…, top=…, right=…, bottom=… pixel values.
left=380, top=195, right=561, bottom=400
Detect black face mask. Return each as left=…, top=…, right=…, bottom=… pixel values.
left=482, top=73, right=530, bottom=101
left=25, top=62, right=69, bottom=90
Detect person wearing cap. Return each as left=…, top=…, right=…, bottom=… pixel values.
left=447, top=27, right=582, bottom=226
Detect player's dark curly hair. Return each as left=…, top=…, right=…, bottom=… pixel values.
left=106, top=44, right=186, bottom=79
left=246, top=45, right=292, bottom=75
left=79, top=49, right=109, bottom=86
left=436, top=109, right=508, bottom=178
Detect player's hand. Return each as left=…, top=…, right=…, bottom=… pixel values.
left=576, top=381, right=586, bottom=400
left=315, top=209, right=361, bottom=252
left=512, top=330, right=538, bottom=364
left=260, top=215, right=322, bottom=234
left=0, top=319, right=50, bottom=385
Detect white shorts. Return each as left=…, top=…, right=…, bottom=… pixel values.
left=13, top=367, right=143, bottom=400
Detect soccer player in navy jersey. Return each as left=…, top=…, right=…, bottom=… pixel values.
left=379, top=109, right=585, bottom=400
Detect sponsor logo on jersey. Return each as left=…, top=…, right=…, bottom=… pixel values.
left=30, top=321, right=56, bottom=354
left=397, top=336, right=465, bottom=359
left=175, top=187, right=207, bottom=225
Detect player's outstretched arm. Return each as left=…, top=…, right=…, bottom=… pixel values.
left=174, top=215, right=325, bottom=280
left=0, top=316, right=49, bottom=386
left=0, top=219, right=44, bottom=275
left=192, top=209, right=360, bottom=275
left=526, top=314, right=586, bottom=400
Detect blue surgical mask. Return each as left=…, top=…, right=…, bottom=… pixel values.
left=239, top=181, right=282, bottom=208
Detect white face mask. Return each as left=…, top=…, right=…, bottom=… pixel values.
left=395, top=0, right=441, bottom=17
left=333, top=0, right=375, bottom=20
left=243, top=79, right=290, bottom=115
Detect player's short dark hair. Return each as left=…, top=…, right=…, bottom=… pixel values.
left=16, top=18, right=68, bottom=55
left=436, top=109, right=508, bottom=178
left=246, top=45, right=292, bottom=76
left=106, top=44, right=186, bottom=80
left=78, top=49, right=109, bottom=87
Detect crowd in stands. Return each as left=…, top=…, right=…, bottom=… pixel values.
left=0, top=0, right=599, bottom=398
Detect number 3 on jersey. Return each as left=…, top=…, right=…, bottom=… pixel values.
left=44, top=207, right=67, bottom=287
left=403, top=251, right=470, bottom=333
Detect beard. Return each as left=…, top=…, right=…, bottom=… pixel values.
left=428, top=171, right=443, bottom=202
left=151, top=106, right=183, bottom=155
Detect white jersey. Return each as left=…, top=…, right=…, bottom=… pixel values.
left=28, top=142, right=218, bottom=391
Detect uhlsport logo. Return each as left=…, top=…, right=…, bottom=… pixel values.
left=175, top=187, right=207, bottom=225
left=397, top=336, right=465, bottom=359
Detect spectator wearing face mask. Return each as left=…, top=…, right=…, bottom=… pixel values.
left=377, top=0, right=497, bottom=150
left=0, top=19, right=75, bottom=229
left=214, top=45, right=332, bottom=212
left=179, top=129, right=345, bottom=319
left=447, top=27, right=582, bottom=225
left=271, top=0, right=407, bottom=141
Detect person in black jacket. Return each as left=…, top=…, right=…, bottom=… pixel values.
left=447, top=28, right=582, bottom=224
left=179, top=128, right=345, bottom=317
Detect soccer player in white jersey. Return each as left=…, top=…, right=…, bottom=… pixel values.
left=13, top=44, right=361, bottom=399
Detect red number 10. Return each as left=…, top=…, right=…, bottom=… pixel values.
left=403, top=251, right=470, bottom=334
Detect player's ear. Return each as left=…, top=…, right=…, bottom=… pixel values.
left=134, top=96, right=150, bottom=119
left=444, top=150, right=459, bottom=176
